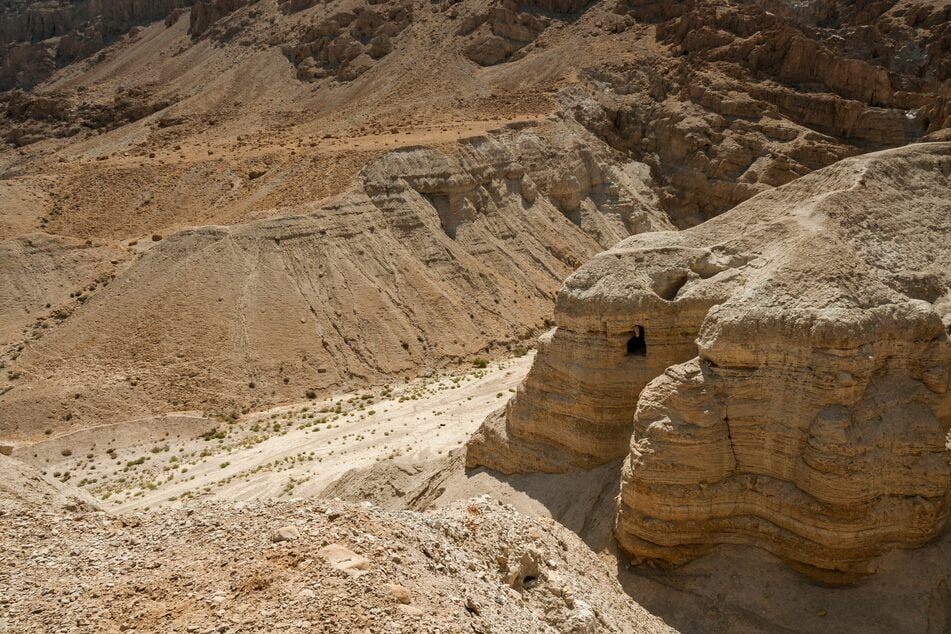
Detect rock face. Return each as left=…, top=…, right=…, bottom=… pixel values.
left=280, top=1, right=413, bottom=81
left=0, top=87, right=175, bottom=147
left=579, top=0, right=951, bottom=225
left=469, top=142, right=951, bottom=580
left=458, top=0, right=590, bottom=67
left=0, top=0, right=188, bottom=89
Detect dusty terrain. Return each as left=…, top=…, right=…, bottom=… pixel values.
left=14, top=356, right=532, bottom=512
left=1, top=494, right=671, bottom=634
left=2, top=0, right=951, bottom=632
left=6, top=357, right=951, bottom=632
left=2, top=0, right=950, bottom=437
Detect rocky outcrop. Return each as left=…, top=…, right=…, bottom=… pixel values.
left=469, top=142, right=951, bottom=580
left=576, top=0, right=951, bottom=225
left=188, top=0, right=254, bottom=38
left=280, top=1, right=413, bottom=81
left=0, top=0, right=188, bottom=89
left=458, top=0, right=592, bottom=67
left=1, top=87, right=175, bottom=146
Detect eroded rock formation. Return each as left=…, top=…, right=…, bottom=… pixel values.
left=0, top=87, right=175, bottom=146
left=469, top=142, right=951, bottom=580
left=280, top=1, right=413, bottom=81
left=0, top=0, right=188, bottom=89
left=578, top=0, right=951, bottom=224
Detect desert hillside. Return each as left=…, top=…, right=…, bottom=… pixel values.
left=2, top=0, right=950, bottom=439
left=1, top=0, right=950, bottom=632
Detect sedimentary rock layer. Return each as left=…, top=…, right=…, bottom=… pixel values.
left=469, top=142, right=951, bottom=579
left=0, top=121, right=668, bottom=439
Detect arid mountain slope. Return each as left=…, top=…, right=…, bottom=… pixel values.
left=1, top=1, right=950, bottom=631
left=0, top=453, right=100, bottom=514
left=3, top=0, right=949, bottom=226
left=468, top=142, right=951, bottom=581
left=0, top=121, right=670, bottom=439
left=1, top=0, right=949, bottom=437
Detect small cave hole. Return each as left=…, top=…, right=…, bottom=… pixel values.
left=627, top=326, right=646, bottom=356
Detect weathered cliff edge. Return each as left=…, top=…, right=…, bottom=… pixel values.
left=468, top=142, right=951, bottom=581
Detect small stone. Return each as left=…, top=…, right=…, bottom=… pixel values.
left=464, top=596, right=481, bottom=615
left=566, top=601, right=597, bottom=633
left=272, top=526, right=300, bottom=542
left=319, top=544, right=369, bottom=576
left=388, top=584, right=410, bottom=604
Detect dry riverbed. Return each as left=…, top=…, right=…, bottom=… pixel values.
left=21, top=354, right=533, bottom=512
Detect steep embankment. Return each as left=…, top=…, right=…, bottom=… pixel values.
left=0, top=121, right=667, bottom=438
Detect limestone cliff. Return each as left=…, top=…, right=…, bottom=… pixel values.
left=469, top=142, right=951, bottom=580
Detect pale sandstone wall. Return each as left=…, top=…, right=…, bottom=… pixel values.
left=469, top=142, right=951, bottom=579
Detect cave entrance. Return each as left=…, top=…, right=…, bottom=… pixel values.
left=627, top=326, right=646, bottom=356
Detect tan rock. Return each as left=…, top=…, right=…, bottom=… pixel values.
left=319, top=544, right=370, bottom=576
left=504, top=549, right=543, bottom=589
left=387, top=583, right=411, bottom=604
left=470, top=142, right=951, bottom=580
left=272, top=526, right=300, bottom=542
